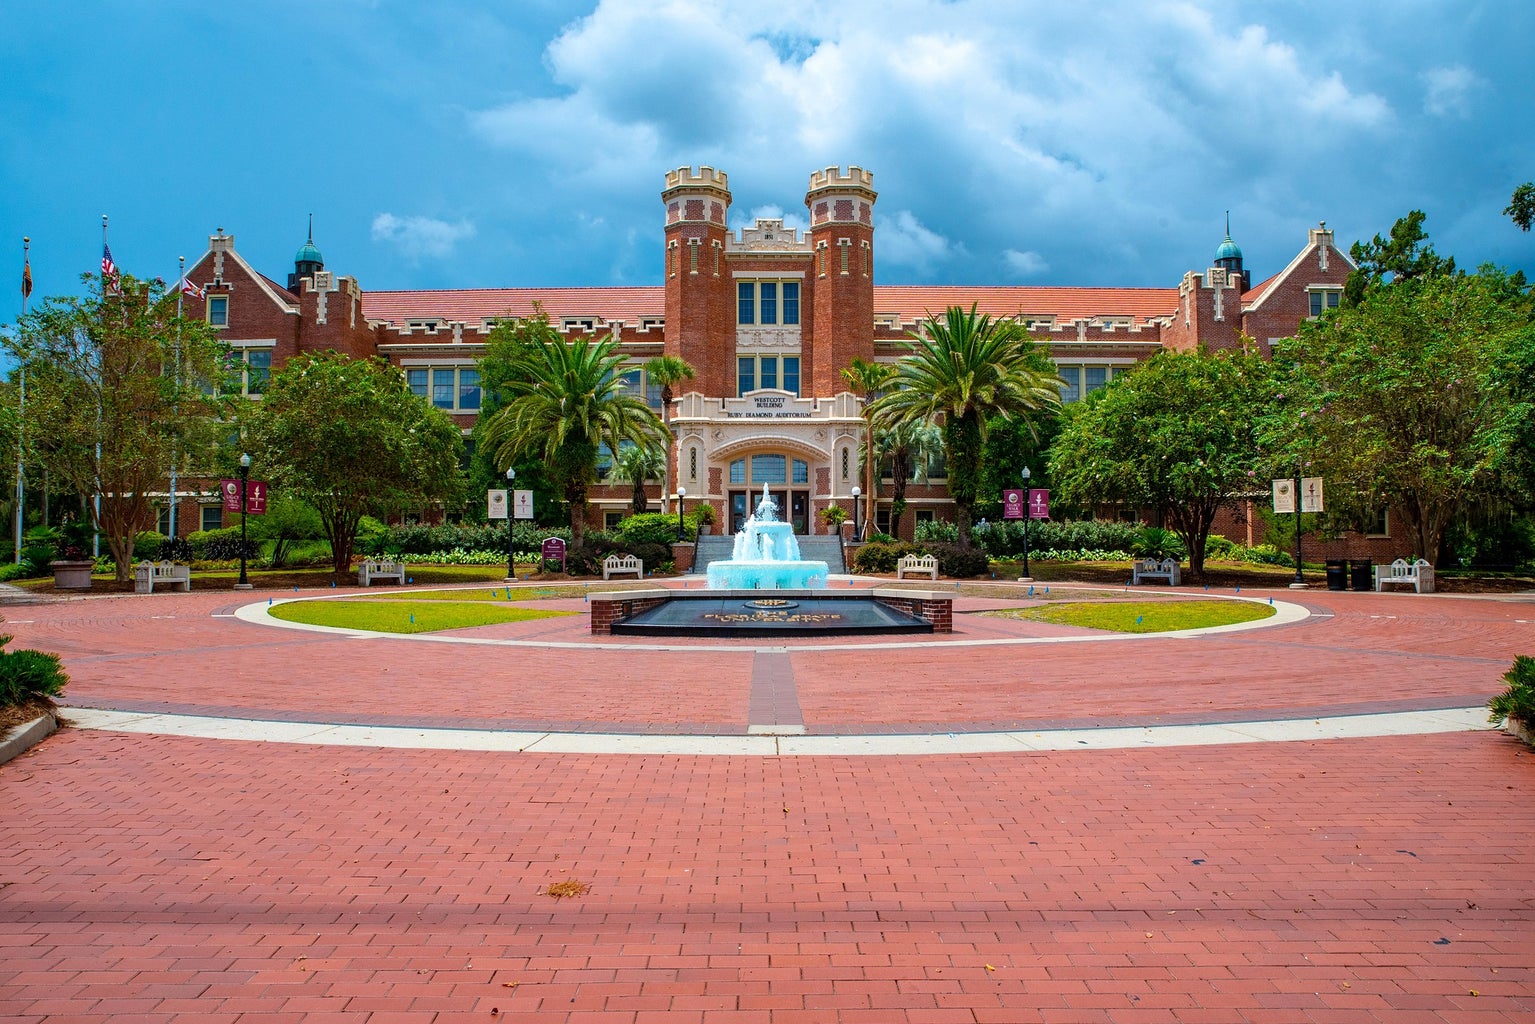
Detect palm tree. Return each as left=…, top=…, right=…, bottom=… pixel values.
left=611, top=442, right=666, bottom=514
left=840, top=357, right=896, bottom=540
left=868, top=304, right=1062, bottom=548
left=872, top=417, right=943, bottom=539
left=643, top=355, right=696, bottom=514
left=483, top=332, right=667, bottom=545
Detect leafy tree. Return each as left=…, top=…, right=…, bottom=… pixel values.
left=1275, top=268, right=1535, bottom=564
left=642, top=355, right=695, bottom=513
left=841, top=356, right=897, bottom=539
left=610, top=442, right=666, bottom=514
left=871, top=416, right=941, bottom=538
left=869, top=305, right=1061, bottom=547
left=1344, top=210, right=1456, bottom=306
left=1048, top=347, right=1275, bottom=575
left=1507, top=182, right=1535, bottom=232
left=5, top=274, right=231, bottom=580
left=247, top=352, right=463, bottom=573
left=241, top=491, right=326, bottom=568
left=479, top=317, right=666, bottom=544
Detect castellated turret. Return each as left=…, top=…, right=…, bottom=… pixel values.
left=805, top=166, right=877, bottom=396
left=662, top=167, right=735, bottom=398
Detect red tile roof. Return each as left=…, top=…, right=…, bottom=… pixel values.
left=361, top=283, right=1180, bottom=327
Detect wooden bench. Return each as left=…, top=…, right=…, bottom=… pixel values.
left=602, top=554, right=643, bottom=580
left=358, top=559, right=406, bottom=586
left=1131, top=557, right=1181, bottom=586
left=134, top=560, right=191, bottom=594
left=896, top=554, right=939, bottom=580
left=1375, top=557, right=1434, bottom=594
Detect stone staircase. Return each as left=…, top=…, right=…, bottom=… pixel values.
left=689, top=533, right=846, bottom=576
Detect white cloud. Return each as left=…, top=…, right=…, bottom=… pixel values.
left=1421, top=65, right=1478, bottom=118
left=1003, top=249, right=1050, bottom=278
left=371, top=213, right=476, bottom=260
left=876, top=210, right=958, bottom=273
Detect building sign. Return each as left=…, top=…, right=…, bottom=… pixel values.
left=541, top=536, right=566, bottom=570
left=488, top=489, right=508, bottom=520
left=1028, top=488, right=1050, bottom=520
left=724, top=394, right=814, bottom=419
left=514, top=489, right=534, bottom=520
left=221, top=478, right=268, bottom=515
left=1273, top=478, right=1324, bottom=514
left=1003, top=489, right=1024, bottom=520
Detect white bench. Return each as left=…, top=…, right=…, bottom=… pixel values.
left=1131, top=558, right=1181, bottom=586
left=1375, top=558, right=1434, bottom=594
left=896, top=554, right=939, bottom=580
left=602, top=554, right=643, bottom=580
left=134, top=560, right=191, bottom=594
left=358, top=559, right=406, bottom=586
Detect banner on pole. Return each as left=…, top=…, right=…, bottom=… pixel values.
left=1028, top=488, right=1050, bottom=520
left=514, top=489, right=534, bottom=520
left=1272, top=479, right=1295, bottom=514
left=1300, top=477, right=1324, bottom=513
left=488, top=489, right=508, bottom=520
left=1002, top=489, right=1024, bottom=520
left=221, top=478, right=268, bottom=515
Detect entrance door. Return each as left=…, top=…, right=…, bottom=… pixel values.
left=729, top=491, right=749, bottom=534
left=790, top=490, right=809, bottom=534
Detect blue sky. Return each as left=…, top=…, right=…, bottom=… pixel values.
left=4, top=0, right=1533, bottom=329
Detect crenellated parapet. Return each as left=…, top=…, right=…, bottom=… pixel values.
left=663, top=166, right=731, bottom=226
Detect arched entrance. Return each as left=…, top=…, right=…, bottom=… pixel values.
left=727, top=453, right=812, bottom=534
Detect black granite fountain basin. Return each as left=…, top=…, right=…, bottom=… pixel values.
left=609, top=591, right=934, bottom=637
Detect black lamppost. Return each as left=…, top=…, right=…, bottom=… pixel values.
left=236, top=452, right=252, bottom=590
left=1290, top=468, right=1305, bottom=589
left=505, top=466, right=516, bottom=581
left=851, top=486, right=861, bottom=542
left=1020, top=466, right=1031, bottom=582
left=676, top=486, right=687, bottom=540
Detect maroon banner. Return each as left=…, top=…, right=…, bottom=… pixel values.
left=220, top=478, right=269, bottom=515
left=1002, top=489, right=1024, bottom=520
left=1028, top=488, right=1050, bottom=520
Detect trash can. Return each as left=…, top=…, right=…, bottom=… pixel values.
left=1349, top=559, right=1374, bottom=591
left=1325, top=559, right=1347, bottom=591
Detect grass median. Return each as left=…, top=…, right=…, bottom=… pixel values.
left=268, top=599, right=577, bottom=634
left=986, top=598, right=1275, bottom=633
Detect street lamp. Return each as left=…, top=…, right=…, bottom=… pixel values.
left=236, top=452, right=252, bottom=590
left=676, top=486, right=687, bottom=540
left=1020, top=466, right=1031, bottom=582
left=505, top=466, right=516, bottom=581
left=851, top=486, right=861, bottom=543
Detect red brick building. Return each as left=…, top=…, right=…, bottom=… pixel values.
left=177, top=166, right=1389, bottom=556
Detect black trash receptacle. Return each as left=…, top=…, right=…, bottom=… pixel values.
left=1349, top=559, right=1374, bottom=591
left=1325, top=559, right=1347, bottom=591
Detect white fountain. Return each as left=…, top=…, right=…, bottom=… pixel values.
left=705, top=484, right=829, bottom=589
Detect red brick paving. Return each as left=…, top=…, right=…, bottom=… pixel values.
left=1, top=585, right=1533, bottom=1021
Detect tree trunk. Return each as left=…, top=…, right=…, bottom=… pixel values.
left=659, top=394, right=673, bottom=515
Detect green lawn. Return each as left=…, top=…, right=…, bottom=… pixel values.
left=268, top=599, right=577, bottom=634
left=986, top=599, right=1275, bottom=633
left=354, top=583, right=651, bottom=603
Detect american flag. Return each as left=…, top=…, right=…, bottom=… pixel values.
left=101, top=243, right=121, bottom=293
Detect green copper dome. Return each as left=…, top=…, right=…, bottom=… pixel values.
left=1214, top=235, right=1242, bottom=261
left=295, top=239, right=323, bottom=265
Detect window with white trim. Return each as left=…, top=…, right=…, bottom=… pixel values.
left=1308, top=288, right=1342, bottom=317
left=737, top=280, right=801, bottom=326
left=201, top=506, right=223, bottom=531
left=1056, top=364, right=1118, bottom=404
left=406, top=367, right=480, bottom=411
left=736, top=354, right=800, bottom=397
left=207, top=295, right=228, bottom=327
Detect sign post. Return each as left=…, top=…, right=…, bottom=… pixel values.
left=1274, top=476, right=1324, bottom=588
left=541, top=536, right=566, bottom=574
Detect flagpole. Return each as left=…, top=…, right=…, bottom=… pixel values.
left=170, top=255, right=183, bottom=542
left=14, top=236, right=29, bottom=564
left=95, top=215, right=108, bottom=559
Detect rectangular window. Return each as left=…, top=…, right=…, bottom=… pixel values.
left=407, top=368, right=429, bottom=399
left=729, top=458, right=746, bottom=485
left=201, top=506, right=223, bottom=531
left=782, top=282, right=800, bottom=325
left=645, top=380, right=663, bottom=410
left=1058, top=365, right=1081, bottom=404
left=792, top=459, right=808, bottom=484
left=926, top=450, right=947, bottom=479
left=737, top=355, right=756, bottom=396
left=1309, top=289, right=1342, bottom=317
left=207, top=295, right=228, bottom=327
left=432, top=368, right=454, bottom=409
left=737, top=282, right=755, bottom=325
left=1084, top=366, right=1108, bottom=397
left=245, top=349, right=272, bottom=396
left=157, top=506, right=171, bottom=536
left=458, top=369, right=481, bottom=410
left=783, top=356, right=800, bottom=397
left=760, top=355, right=779, bottom=391
left=760, top=282, right=778, bottom=325
left=751, top=454, right=787, bottom=483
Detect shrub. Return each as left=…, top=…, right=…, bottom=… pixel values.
left=188, top=528, right=259, bottom=562
left=0, top=562, right=39, bottom=582
left=355, top=517, right=390, bottom=556
left=914, top=519, right=959, bottom=544
left=920, top=542, right=990, bottom=578
left=819, top=504, right=848, bottom=529
left=134, top=531, right=165, bottom=560
left=0, top=631, right=68, bottom=707
left=616, top=512, right=684, bottom=546
left=1240, top=544, right=1294, bottom=567
left=1203, top=534, right=1239, bottom=559
left=1132, top=526, right=1185, bottom=561
left=160, top=538, right=194, bottom=563
left=1489, top=655, right=1535, bottom=725
left=851, top=541, right=920, bottom=574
